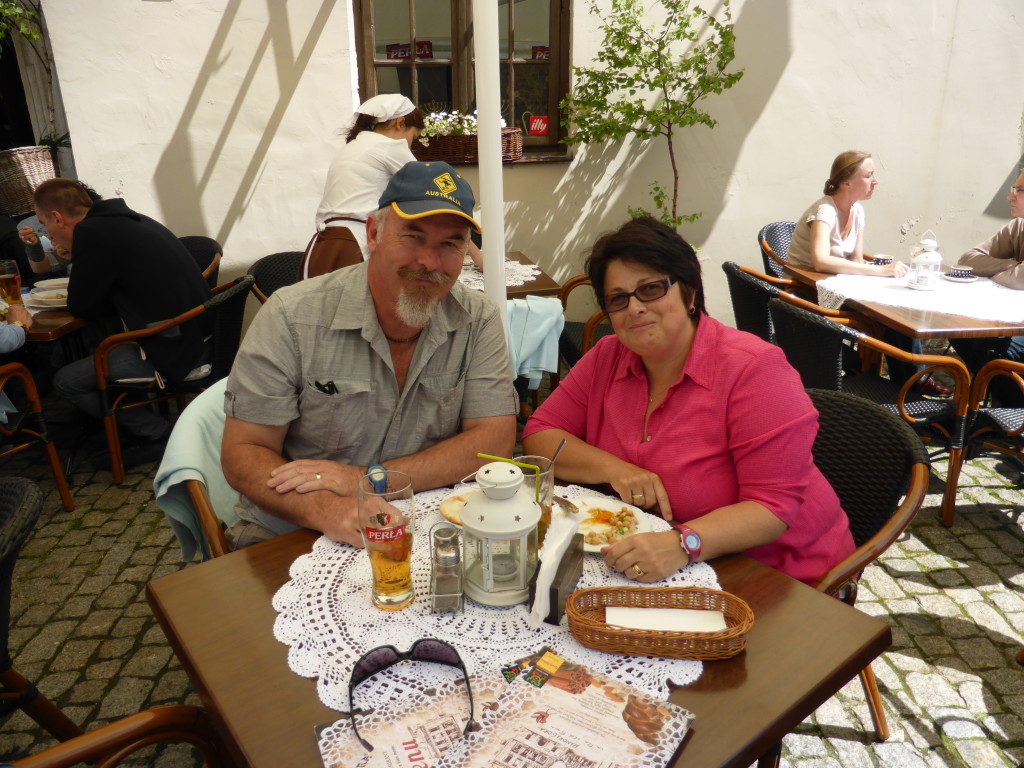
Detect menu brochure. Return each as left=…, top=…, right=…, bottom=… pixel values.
left=317, top=650, right=693, bottom=768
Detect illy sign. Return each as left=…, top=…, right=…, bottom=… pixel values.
left=528, top=115, right=549, bottom=136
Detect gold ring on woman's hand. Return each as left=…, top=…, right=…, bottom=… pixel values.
left=630, top=563, right=645, bottom=578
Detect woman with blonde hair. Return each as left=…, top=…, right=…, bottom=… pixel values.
left=787, top=151, right=908, bottom=277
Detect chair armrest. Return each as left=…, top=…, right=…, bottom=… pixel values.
left=186, top=479, right=231, bottom=558
left=92, top=305, right=206, bottom=386
left=969, top=359, right=1024, bottom=432
left=558, top=274, right=592, bottom=310
left=581, top=309, right=609, bottom=354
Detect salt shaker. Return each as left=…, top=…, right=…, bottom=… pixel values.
left=430, top=523, right=463, bottom=613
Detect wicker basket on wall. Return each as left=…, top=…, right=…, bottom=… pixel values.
left=0, top=146, right=58, bottom=217
left=412, top=127, right=523, bottom=164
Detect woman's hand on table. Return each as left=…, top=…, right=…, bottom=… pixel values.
left=602, top=530, right=687, bottom=583
left=605, top=461, right=673, bottom=520
left=884, top=261, right=910, bottom=278
left=268, top=459, right=363, bottom=497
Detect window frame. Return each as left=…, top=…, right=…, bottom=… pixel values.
left=353, top=0, right=570, bottom=153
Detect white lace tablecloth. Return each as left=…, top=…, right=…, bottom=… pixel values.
left=458, top=259, right=540, bottom=291
left=273, top=485, right=719, bottom=714
left=817, top=273, right=1024, bottom=323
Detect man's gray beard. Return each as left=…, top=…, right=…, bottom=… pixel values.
left=395, top=287, right=440, bottom=328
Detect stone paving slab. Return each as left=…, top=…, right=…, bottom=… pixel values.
left=1, top=433, right=1023, bottom=766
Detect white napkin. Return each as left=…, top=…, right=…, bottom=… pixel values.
left=528, top=512, right=579, bottom=628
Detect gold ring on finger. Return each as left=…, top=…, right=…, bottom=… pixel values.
left=631, top=563, right=645, bottom=578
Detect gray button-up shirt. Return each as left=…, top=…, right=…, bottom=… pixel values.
left=225, top=262, right=517, bottom=534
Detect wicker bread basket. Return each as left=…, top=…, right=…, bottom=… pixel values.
left=412, top=127, right=523, bottom=164
left=566, top=586, right=754, bottom=660
left=0, top=146, right=58, bottom=217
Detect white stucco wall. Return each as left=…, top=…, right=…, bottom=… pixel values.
left=39, top=0, right=357, bottom=278
left=36, top=0, right=1024, bottom=325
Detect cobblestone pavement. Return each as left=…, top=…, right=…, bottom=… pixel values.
left=1, top=438, right=1023, bottom=767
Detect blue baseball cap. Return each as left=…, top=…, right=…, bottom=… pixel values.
left=379, top=161, right=481, bottom=234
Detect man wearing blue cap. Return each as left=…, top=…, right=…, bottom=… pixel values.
left=221, top=162, right=517, bottom=548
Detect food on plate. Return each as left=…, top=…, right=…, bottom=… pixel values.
left=439, top=490, right=476, bottom=526
left=580, top=505, right=639, bottom=546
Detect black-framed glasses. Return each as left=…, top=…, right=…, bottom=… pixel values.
left=603, top=276, right=678, bottom=313
left=347, top=638, right=473, bottom=752
left=1011, top=186, right=1024, bottom=196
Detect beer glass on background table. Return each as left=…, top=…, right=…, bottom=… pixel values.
left=358, top=469, right=415, bottom=611
left=0, top=260, right=22, bottom=305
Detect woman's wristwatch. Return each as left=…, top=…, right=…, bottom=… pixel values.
left=675, top=523, right=702, bottom=563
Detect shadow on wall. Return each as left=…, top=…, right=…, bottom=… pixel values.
left=984, top=152, right=1024, bottom=218
left=150, top=0, right=337, bottom=250
left=504, top=0, right=792, bottom=282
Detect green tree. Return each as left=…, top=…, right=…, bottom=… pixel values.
left=0, top=1, right=40, bottom=41
left=560, top=0, right=743, bottom=228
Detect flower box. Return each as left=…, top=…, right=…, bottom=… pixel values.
left=412, top=127, right=523, bottom=164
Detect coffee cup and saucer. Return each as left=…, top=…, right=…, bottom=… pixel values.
left=872, top=255, right=894, bottom=266
left=943, top=265, right=977, bottom=283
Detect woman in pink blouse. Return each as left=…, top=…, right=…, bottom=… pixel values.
left=522, top=217, right=854, bottom=586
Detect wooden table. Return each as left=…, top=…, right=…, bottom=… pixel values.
left=505, top=251, right=561, bottom=299
left=146, top=530, right=890, bottom=768
left=25, top=308, right=84, bottom=342
left=783, top=263, right=1024, bottom=339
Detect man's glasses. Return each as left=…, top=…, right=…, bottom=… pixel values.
left=1010, top=186, right=1024, bottom=196
left=603, top=276, right=678, bottom=313
left=348, top=638, right=473, bottom=751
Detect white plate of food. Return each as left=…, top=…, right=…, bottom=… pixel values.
left=574, top=496, right=649, bottom=552
left=25, top=289, right=68, bottom=309
left=33, top=278, right=69, bottom=291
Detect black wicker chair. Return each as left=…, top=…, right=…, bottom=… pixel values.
left=92, top=275, right=254, bottom=483
left=551, top=275, right=613, bottom=389
left=0, top=478, right=82, bottom=742
left=247, top=251, right=303, bottom=304
left=768, top=297, right=970, bottom=525
left=757, top=221, right=796, bottom=279
left=179, top=236, right=222, bottom=289
left=721, top=261, right=806, bottom=344
left=807, top=389, right=930, bottom=740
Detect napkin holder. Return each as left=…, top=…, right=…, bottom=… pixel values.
left=527, top=532, right=584, bottom=625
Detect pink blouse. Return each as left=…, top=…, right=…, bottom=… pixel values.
left=523, top=316, right=854, bottom=585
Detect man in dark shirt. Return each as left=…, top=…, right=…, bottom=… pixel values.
left=34, top=178, right=212, bottom=445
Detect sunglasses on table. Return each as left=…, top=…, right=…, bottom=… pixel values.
left=347, top=638, right=473, bottom=752
left=603, top=276, right=678, bottom=313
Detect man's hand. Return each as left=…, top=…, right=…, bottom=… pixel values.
left=321, top=495, right=364, bottom=547
left=18, top=227, right=38, bottom=247
left=268, top=459, right=364, bottom=496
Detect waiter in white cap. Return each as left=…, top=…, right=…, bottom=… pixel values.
left=300, top=93, right=425, bottom=279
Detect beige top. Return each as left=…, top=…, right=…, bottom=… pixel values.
left=958, top=218, right=1024, bottom=289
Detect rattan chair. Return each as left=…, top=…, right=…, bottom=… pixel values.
left=945, top=358, right=1024, bottom=526
left=0, top=365, right=73, bottom=511
left=4, top=705, right=227, bottom=767
left=179, top=236, right=222, bottom=289
left=247, top=251, right=303, bottom=304
left=757, top=221, right=796, bottom=279
left=93, top=276, right=254, bottom=483
left=721, top=262, right=803, bottom=343
left=1, top=478, right=82, bottom=743
left=768, top=297, right=971, bottom=526
left=551, top=274, right=612, bottom=389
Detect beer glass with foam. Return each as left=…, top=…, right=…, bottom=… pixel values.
left=358, top=468, right=415, bottom=611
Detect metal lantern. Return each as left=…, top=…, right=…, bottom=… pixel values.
left=461, top=462, right=541, bottom=607
left=908, top=229, right=943, bottom=291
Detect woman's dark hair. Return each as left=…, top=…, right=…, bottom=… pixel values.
left=346, top=107, right=425, bottom=143
left=585, top=216, right=704, bottom=315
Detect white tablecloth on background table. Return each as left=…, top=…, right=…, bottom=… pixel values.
left=817, top=273, right=1024, bottom=324
left=272, top=485, right=719, bottom=714
left=458, top=259, right=540, bottom=291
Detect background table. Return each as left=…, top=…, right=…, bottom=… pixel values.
left=783, top=263, right=1024, bottom=339
left=25, top=308, right=84, bottom=343
left=147, top=530, right=890, bottom=768
left=505, top=251, right=560, bottom=299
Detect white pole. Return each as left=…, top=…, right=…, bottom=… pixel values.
left=471, top=0, right=509, bottom=336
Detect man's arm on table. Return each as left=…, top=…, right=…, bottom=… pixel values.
left=384, top=413, right=516, bottom=489
left=959, top=220, right=1024, bottom=288
left=221, top=416, right=363, bottom=547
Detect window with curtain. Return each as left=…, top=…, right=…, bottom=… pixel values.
left=353, top=0, right=570, bottom=151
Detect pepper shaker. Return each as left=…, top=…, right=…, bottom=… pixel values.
left=430, top=523, right=463, bottom=613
